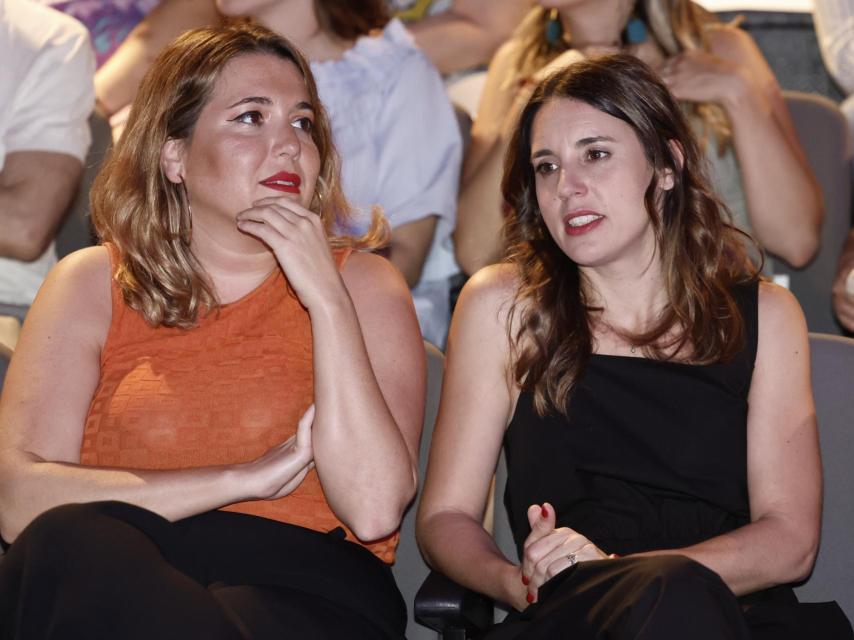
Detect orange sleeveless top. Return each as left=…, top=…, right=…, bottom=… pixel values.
left=80, top=245, right=398, bottom=563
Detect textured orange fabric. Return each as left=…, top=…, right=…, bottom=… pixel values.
left=80, top=244, right=398, bottom=563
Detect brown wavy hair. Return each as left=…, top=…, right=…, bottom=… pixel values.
left=512, top=0, right=732, bottom=151
left=91, top=23, right=387, bottom=329
left=313, top=0, right=389, bottom=40
left=502, top=54, right=759, bottom=417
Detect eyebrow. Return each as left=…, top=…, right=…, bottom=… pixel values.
left=531, top=135, right=617, bottom=160
left=226, top=97, right=315, bottom=113
left=227, top=96, right=272, bottom=108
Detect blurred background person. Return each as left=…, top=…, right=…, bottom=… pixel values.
left=454, top=0, right=822, bottom=280
left=0, top=0, right=94, bottom=333
left=38, top=0, right=221, bottom=140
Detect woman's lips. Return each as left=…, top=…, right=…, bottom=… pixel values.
left=564, top=211, right=604, bottom=236
left=260, top=172, right=301, bottom=194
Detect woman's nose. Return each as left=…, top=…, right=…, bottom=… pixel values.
left=274, top=125, right=301, bottom=161
left=557, top=168, right=586, bottom=199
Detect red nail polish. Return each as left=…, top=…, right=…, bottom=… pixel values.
left=521, top=575, right=530, bottom=586
left=540, top=505, right=548, bottom=518
left=526, top=592, right=535, bottom=604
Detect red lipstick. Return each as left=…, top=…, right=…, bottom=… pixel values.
left=564, top=210, right=604, bottom=236
left=260, top=171, right=301, bottom=194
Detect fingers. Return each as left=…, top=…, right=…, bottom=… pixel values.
left=269, top=459, right=314, bottom=500
left=296, top=404, right=315, bottom=450
left=526, top=502, right=555, bottom=538
left=237, top=201, right=318, bottom=236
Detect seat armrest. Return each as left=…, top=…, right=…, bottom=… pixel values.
left=414, top=570, right=494, bottom=635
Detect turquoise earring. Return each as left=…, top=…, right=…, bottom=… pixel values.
left=545, top=9, right=563, bottom=46
left=623, top=16, right=647, bottom=45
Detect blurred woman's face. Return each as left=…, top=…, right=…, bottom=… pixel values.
left=161, top=53, right=320, bottom=244
left=530, top=98, right=669, bottom=271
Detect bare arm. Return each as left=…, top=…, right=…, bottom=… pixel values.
left=95, top=0, right=221, bottom=117
left=832, top=229, right=854, bottom=331
left=236, top=198, right=426, bottom=542
left=454, top=40, right=526, bottom=276
left=0, top=247, right=314, bottom=542
left=643, top=284, right=821, bottom=594
left=0, top=151, right=82, bottom=261
left=661, top=26, right=823, bottom=267
left=405, top=0, right=529, bottom=75
left=416, top=265, right=527, bottom=608
left=389, top=215, right=438, bottom=287
left=312, top=252, right=425, bottom=540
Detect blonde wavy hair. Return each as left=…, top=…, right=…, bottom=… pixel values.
left=512, top=0, right=732, bottom=151
left=91, top=23, right=387, bottom=329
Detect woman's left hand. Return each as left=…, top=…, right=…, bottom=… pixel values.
left=236, top=196, right=345, bottom=310
left=659, top=49, right=748, bottom=107
left=520, top=503, right=610, bottom=604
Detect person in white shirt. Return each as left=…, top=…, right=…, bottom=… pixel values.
left=0, top=0, right=94, bottom=322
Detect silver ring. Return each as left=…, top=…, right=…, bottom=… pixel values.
left=566, top=553, right=577, bottom=566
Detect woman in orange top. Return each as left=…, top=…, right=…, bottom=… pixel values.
left=0, top=23, right=424, bottom=639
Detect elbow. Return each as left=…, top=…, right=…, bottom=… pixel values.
left=349, top=474, right=417, bottom=542
left=348, top=507, right=407, bottom=542
left=453, top=231, right=496, bottom=278
left=786, top=537, right=819, bottom=584
left=779, top=231, right=820, bottom=269
left=5, top=224, right=55, bottom=262
left=350, top=515, right=399, bottom=543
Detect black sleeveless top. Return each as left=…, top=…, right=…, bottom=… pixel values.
left=503, top=281, right=759, bottom=559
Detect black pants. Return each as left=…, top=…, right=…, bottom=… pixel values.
left=484, top=555, right=853, bottom=640
left=0, top=502, right=406, bottom=639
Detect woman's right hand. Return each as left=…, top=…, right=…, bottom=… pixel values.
left=518, top=502, right=609, bottom=605
left=244, top=404, right=315, bottom=500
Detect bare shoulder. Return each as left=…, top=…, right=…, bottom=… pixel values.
left=340, top=251, right=422, bottom=345
left=341, top=250, right=411, bottom=303
left=458, top=263, right=519, bottom=315
left=46, top=246, right=112, bottom=307
left=756, top=281, right=808, bottom=352
left=451, top=263, right=521, bottom=350
left=26, top=246, right=113, bottom=346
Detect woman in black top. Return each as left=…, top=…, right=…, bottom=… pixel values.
left=417, top=54, right=852, bottom=638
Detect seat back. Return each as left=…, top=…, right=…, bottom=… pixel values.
left=392, top=341, right=444, bottom=640
left=794, top=333, right=854, bottom=619
left=774, top=92, right=852, bottom=334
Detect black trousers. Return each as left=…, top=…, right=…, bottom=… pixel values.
left=484, top=555, right=854, bottom=640
left=0, top=502, right=406, bottom=640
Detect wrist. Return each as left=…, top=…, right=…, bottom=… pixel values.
left=719, top=68, right=765, bottom=116
left=499, top=562, right=529, bottom=611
